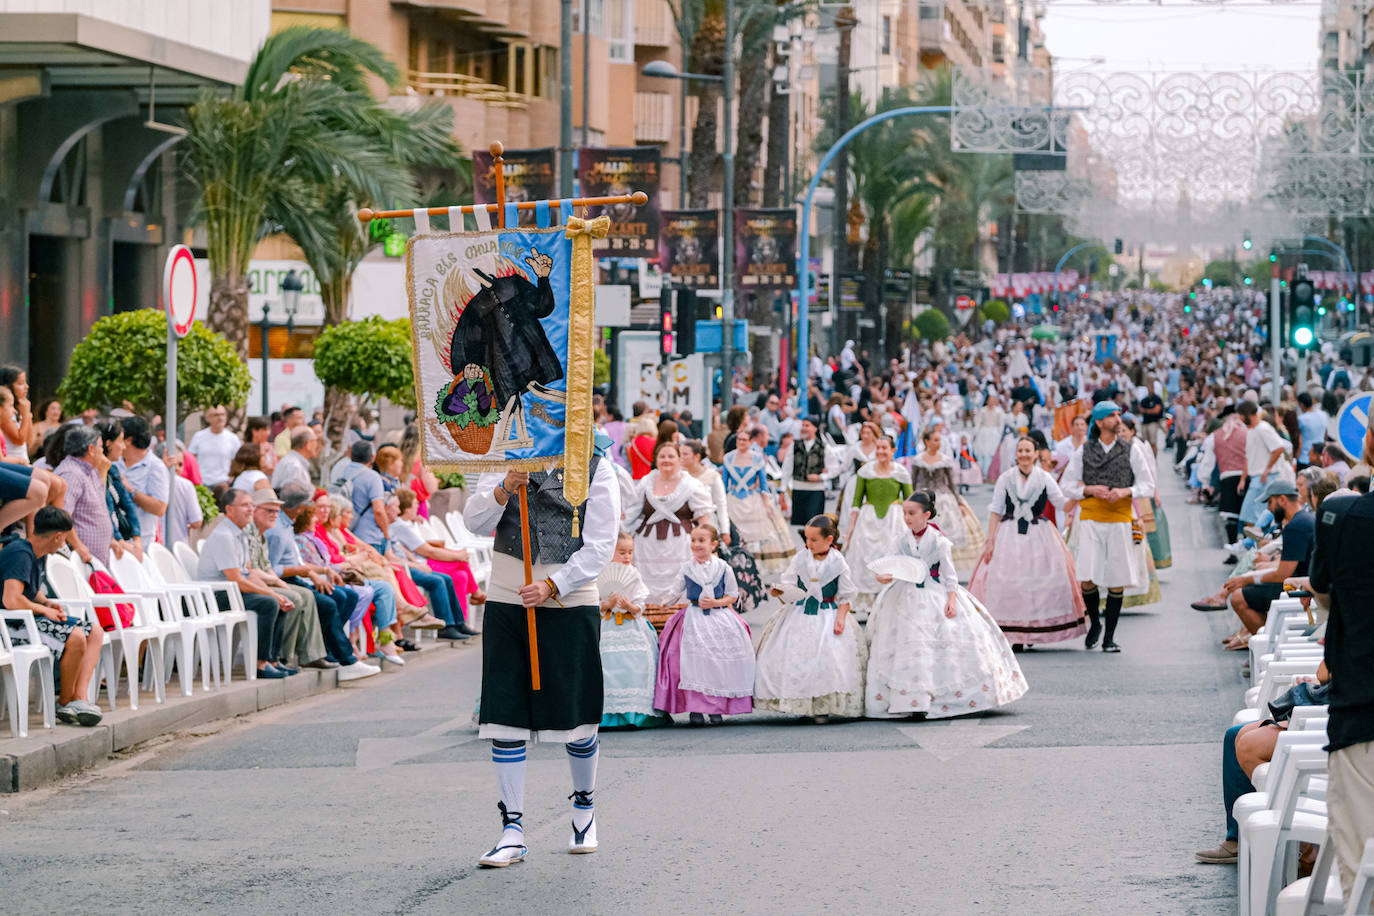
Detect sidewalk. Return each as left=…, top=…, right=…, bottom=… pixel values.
left=0, top=639, right=474, bottom=793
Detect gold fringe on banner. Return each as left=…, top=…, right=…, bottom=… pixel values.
left=561, top=214, right=610, bottom=536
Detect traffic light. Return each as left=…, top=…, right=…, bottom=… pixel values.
left=674, top=288, right=696, bottom=355
left=1290, top=272, right=1316, bottom=349
left=1244, top=276, right=1253, bottom=286
left=1242, top=236, right=1253, bottom=251
left=1114, top=238, right=1123, bottom=255
left=660, top=301, right=674, bottom=357
left=1269, top=251, right=1278, bottom=263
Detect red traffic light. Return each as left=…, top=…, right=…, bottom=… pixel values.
left=661, top=332, right=674, bottom=356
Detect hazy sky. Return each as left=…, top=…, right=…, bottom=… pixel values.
left=1042, top=0, right=1324, bottom=72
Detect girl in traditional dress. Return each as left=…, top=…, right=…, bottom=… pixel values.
left=968, top=437, right=1087, bottom=648
left=598, top=534, right=669, bottom=729
left=866, top=492, right=1027, bottom=718
left=987, top=401, right=1027, bottom=479
left=952, top=433, right=983, bottom=490
left=680, top=439, right=764, bottom=612
left=837, top=421, right=879, bottom=534
left=755, top=515, right=866, bottom=722
left=1116, top=417, right=1163, bottom=608
left=622, top=440, right=714, bottom=605
left=910, top=427, right=986, bottom=578
left=655, top=525, right=755, bottom=725
left=844, top=436, right=913, bottom=599
left=722, top=427, right=796, bottom=577
left=1121, top=416, right=1172, bottom=569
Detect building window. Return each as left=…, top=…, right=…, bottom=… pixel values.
left=919, top=1, right=940, bottom=20
left=881, top=15, right=891, bottom=55
left=606, top=0, right=634, bottom=61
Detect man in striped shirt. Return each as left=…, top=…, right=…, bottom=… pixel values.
left=52, top=425, right=111, bottom=565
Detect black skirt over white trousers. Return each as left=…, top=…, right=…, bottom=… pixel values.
left=479, top=601, right=603, bottom=742
left=790, top=488, right=827, bottom=527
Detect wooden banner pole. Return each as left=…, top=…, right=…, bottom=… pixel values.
left=357, top=191, right=647, bottom=224
left=484, top=141, right=542, bottom=694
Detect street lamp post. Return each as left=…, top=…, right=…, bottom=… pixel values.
left=640, top=60, right=722, bottom=205
left=259, top=269, right=303, bottom=415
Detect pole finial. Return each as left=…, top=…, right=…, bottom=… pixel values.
left=357, top=207, right=375, bottom=223
left=631, top=191, right=649, bottom=206
left=490, top=141, right=505, bottom=159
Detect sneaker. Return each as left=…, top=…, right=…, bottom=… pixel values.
left=55, top=702, right=80, bottom=725
left=338, top=660, right=381, bottom=681
left=437, top=626, right=471, bottom=641
left=376, top=649, right=405, bottom=667
left=257, top=665, right=289, bottom=679
left=1223, top=541, right=1246, bottom=555
left=302, top=658, right=340, bottom=670
left=1243, top=525, right=1264, bottom=540
left=66, top=700, right=103, bottom=727
left=1195, top=840, right=1238, bottom=864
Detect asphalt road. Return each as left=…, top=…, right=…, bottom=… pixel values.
left=0, top=466, right=1245, bottom=915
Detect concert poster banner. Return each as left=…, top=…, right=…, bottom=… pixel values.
left=658, top=209, right=719, bottom=289
left=734, top=208, right=797, bottom=292
left=472, top=148, right=557, bottom=229
left=577, top=147, right=660, bottom=254
left=407, top=224, right=596, bottom=473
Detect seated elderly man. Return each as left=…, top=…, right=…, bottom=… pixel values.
left=0, top=507, right=104, bottom=726
left=197, top=488, right=289, bottom=679
left=244, top=488, right=324, bottom=673
left=267, top=482, right=381, bottom=679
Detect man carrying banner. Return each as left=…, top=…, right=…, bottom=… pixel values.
left=464, top=456, right=620, bottom=867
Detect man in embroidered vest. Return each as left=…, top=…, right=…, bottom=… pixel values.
left=1060, top=400, right=1154, bottom=653
left=788, top=416, right=829, bottom=527
left=464, top=453, right=620, bottom=868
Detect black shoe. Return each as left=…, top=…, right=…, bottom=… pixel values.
left=1011, top=643, right=1025, bottom=653
left=437, top=626, right=471, bottom=641
left=1223, top=555, right=1238, bottom=565
left=302, top=658, right=340, bottom=670
left=1085, top=622, right=1102, bottom=650
left=396, top=638, right=421, bottom=652
left=455, top=622, right=481, bottom=636
left=1102, top=641, right=1122, bottom=653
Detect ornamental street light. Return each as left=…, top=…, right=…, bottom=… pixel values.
left=259, top=269, right=304, bottom=415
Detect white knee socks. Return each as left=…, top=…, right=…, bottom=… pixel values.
left=566, top=735, right=598, bottom=831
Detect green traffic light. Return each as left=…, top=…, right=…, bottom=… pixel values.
left=1269, top=253, right=1278, bottom=263
left=1242, top=239, right=1253, bottom=250
left=1317, top=305, right=1327, bottom=315
left=1189, top=291, right=1197, bottom=299
left=1294, top=326, right=1314, bottom=347
left=1184, top=305, right=1192, bottom=313
left=1244, top=277, right=1253, bottom=285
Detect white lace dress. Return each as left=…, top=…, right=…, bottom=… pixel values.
left=754, top=549, right=868, bottom=717
left=865, top=525, right=1027, bottom=719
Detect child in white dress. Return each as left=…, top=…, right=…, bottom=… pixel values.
left=755, top=515, right=867, bottom=722
left=598, top=534, right=669, bottom=728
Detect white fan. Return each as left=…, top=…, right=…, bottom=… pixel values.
left=597, top=562, right=640, bottom=600
left=867, top=555, right=929, bottom=585
left=773, top=582, right=809, bottom=604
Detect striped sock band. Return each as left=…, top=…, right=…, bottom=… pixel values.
left=492, top=739, right=526, bottom=826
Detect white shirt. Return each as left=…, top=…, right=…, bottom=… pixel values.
left=464, top=459, right=621, bottom=604
left=389, top=518, right=428, bottom=559
left=189, top=428, right=242, bottom=486
left=1060, top=436, right=1155, bottom=501
left=164, top=473, right=203, bottom=549
left=271, top=449, right=313, bottom=492
left=1244, top=420, right=1286, bottom=476
left=117, top=452, right=170, bottom=543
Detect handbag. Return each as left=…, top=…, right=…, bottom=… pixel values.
left=87, top=569, right=137, bottom=630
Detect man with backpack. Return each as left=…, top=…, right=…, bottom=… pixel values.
left=332, top=441, right=389, bottom=552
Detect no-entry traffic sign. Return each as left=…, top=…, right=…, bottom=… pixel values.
left=164, top=244, right=197, bottom=337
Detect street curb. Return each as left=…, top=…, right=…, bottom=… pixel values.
left=0, top=636, right=476, bottom=793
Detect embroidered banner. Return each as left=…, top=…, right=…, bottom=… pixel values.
left=407, top=224, right=596, bottom=473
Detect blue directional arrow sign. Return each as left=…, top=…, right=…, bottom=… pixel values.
left=1332, top=391, right=1373, bottom=461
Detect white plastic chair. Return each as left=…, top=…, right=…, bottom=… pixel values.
left=1239, top=744, right=1328, bottom=916
left=173, top=539, right=200, bottom=574
left=1349, top=838, right=1374, bottom=915
left=149, top=542, right=256, bottom=682
left=1275, top=834, right=1344, bottom=916
left=0, top=610, right=55, bottom=737
left=108, top=551, right=218, bottom=694
left=45, top=554, right=164, bottom=711
left=1236, top=660, right=1323, bottom=727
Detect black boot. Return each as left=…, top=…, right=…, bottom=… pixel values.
left=1102, top=592, right=1124, bottom=653
left=1083, top=588, right=1101, bottom=649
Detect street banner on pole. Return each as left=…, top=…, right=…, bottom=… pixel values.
left=659, top=209, right=719, bottom=288
left=473, top=147, right=557, bottom=228
left=734, top=208, right=797, bottom=291
left=577, top=146, right=661, bottom=253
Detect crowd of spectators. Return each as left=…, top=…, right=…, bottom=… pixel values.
left=1, top=383, right=485, bottom=727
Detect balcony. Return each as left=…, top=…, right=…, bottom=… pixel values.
left=634, top=0, right=674, bottom=47
left=634, top=90, right=673, bottom=143
left=407, top=69, right=530, bottom=109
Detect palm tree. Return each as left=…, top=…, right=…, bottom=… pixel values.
left=182, top=27, right=422, bottom=360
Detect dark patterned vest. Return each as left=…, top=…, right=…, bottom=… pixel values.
left=793, top=438, right=826, bottom=481
left=494, top=456, right=600, bottom=565
left=1081, top=438, right=1134, bottom=490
